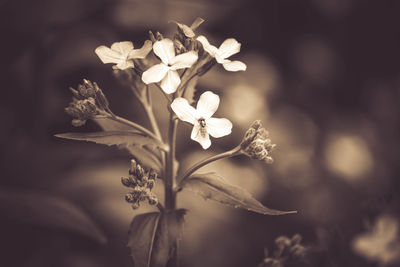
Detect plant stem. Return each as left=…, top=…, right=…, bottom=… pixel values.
left=177, top=146, right=242, bottom=191
left=165, top=114, right=178, bottom=267
left=143, top=86, right=163, bottom=141
left=106, top=114, right=161, bottom=142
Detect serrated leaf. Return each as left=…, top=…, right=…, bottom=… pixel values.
left=182, top=173, right=297, bottom=215
left=94, top=116, right=139, bottom=131
left=91, top=117, right=164, bottom=172
left=0, top=188, right=107, bottom=244
left=55, top=131, right=167, bottom=152
left=128, top=212, right=161, bottom=267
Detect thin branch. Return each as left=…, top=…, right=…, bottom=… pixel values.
left=176, top=146, right=242, bottom=191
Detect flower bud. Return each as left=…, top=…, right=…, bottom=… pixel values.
left=125, top=193, right=136, bottom=203
left=78, top=79, right=97, bottom=98
left=71, top=119, right=86, bottom=127
left=121, top=177, right=132, bottom=187
left=240, top=120, right=276, bottom=164
left=131, top=203, right=140, bottom=210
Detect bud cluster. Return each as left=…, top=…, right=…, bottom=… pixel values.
left=240, top=120, right=276, bottom=164
left=65, top=79, right=109, bottom=127
left=258, top=234, right=308, bottom=267
left=121, top=159, right=158, bottom=210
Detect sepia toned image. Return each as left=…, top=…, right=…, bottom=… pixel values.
left=1, top=0, right=400, bottom=266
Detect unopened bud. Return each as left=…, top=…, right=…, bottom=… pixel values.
left=125, top=193, right=136, bottom=203
left=129, top=159, right=137, bottom=174
left=148, top=169, right=157, bottom=180
left=240, top=120, right=276, bottom=164
left=155, top=32, right=163, bottom=41
left=71, top=119, right=86, bottom=127
left=148, top=193, right=158, bottom=205
left=174, top=39, right=186, bottom=54
left=121, top=177, right=132, bottom=187
left=78, top=79, right=96, bottom=98
left=131, top=203, right=140, bottom=210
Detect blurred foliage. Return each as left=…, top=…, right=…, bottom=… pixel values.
left=1, top=0, right=400, bottom=266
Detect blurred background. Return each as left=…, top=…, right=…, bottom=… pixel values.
left=1, top=0, right=400, bottom=266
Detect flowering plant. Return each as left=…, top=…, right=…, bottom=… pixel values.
left=56, top=18, right=295, bottom=267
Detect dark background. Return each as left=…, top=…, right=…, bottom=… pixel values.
left=1, top=0, right=400, bottom=266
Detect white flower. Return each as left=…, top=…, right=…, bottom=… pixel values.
left=95, top=40, right=152, bottom=70
left=171, top=91, right=232, bottom=149
left=142, top=38, right=198, bottom=94
left=352, top=214, right=400, bottom=265
left=196, top=35, right=247, bottom=72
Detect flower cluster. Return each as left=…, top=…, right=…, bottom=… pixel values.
left=121, top=159, right=158, bottom=209
left=65, top=79, right=109, bottom=127
left=240, top=120, right=276, bottom=163
left=259, top=234, right=308, bottom=267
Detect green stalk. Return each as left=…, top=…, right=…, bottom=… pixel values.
left=177, top=146, right=242, bottom=191
left=165, top=114, right=179, bottom=267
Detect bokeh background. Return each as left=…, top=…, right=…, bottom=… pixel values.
left=1, top=0, right=400, bottom=266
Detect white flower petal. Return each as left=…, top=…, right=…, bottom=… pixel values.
left=206, top=118, right=233, bottom=138
left=191, top=124, right=211, bottom=149
left=153, top=39, right=175, bottom=65
left=160, top=70, right=181, bottom=94
left=116, top=60, right=134, bottom=70
left=170, top=51, right=198, bottom=70
left=171, top=98, right=198, bottom=124
left=218, top=38, right=241, bottom=59
left=196, top=35, right=219, bottom=57
left=129, top=40, right=152, bottom=59
left=110, top=41, right=134, bottom=57
left=222, top=60, right=247, bottom=72
left=196, top=91, right=220, bottom=119
left=95, top=46, right=123, bottom=64
left=142, top=63, right=169, bottom=84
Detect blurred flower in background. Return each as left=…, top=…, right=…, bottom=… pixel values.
left=352, top=214, right=400, bottom=266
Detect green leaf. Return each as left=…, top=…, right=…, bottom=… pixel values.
left=182, top=173, right=297, bottom=215
left=93, top=116, right=138, bottom=131
left=151, top=210, right=186, bottom=266
left=55, top=131, right=167, bottom=151
left=92, top=117, right=164, bottom=172
left=128, top=210, right=186, bottom=267
left=128, top=212, right=161, bottom=267
left=0, top=188, right=107, bottom=244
